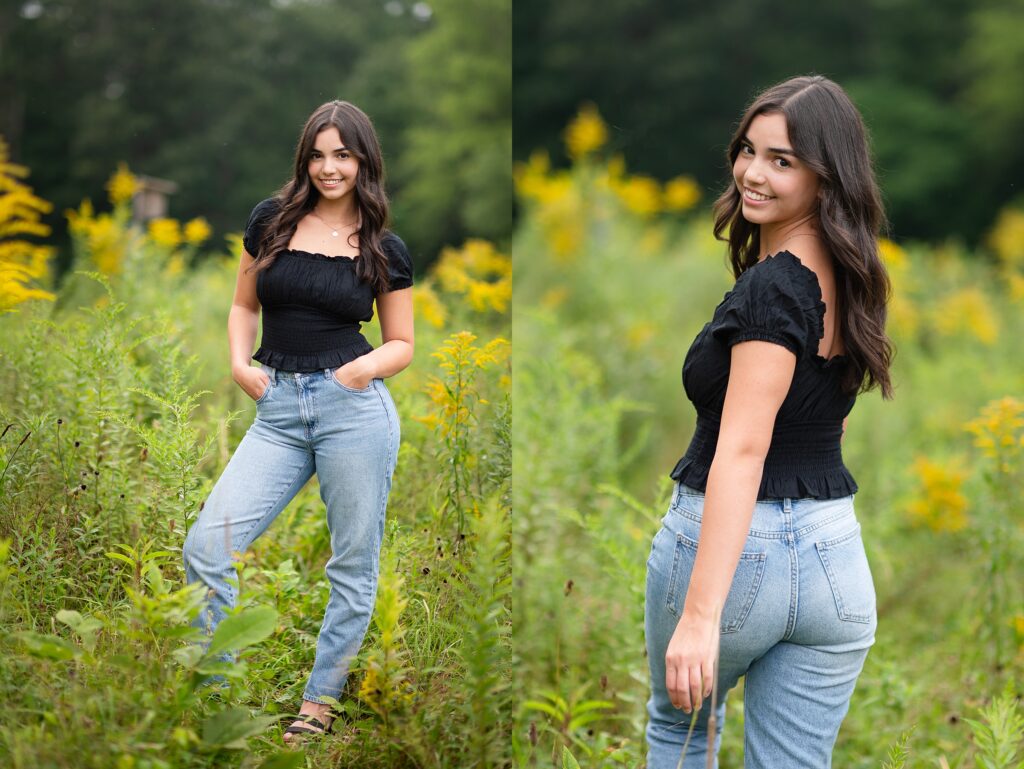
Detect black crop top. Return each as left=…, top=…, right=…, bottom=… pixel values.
left=669, top=250, right=858, bottom=500
left=242, top=197, right=414, bottom=372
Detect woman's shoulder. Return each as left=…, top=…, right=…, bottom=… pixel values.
left=248, top=196, right=281, bottom=221
left=736, top=249, right=825, bottom=308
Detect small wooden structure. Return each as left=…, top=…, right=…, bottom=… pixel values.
left=131, top=175, right=179, bottom=223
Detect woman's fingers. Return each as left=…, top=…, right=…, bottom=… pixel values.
left=666, top=659, right=715, bottom=713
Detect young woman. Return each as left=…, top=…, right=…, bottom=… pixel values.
left=644, top=76, right=894, bottom=767
left=182, top=100, right=414, bottom=745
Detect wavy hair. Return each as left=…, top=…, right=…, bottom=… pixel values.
left=246, top=100, right=392, bottom=293
left=713, top=75, right=894, bottom=400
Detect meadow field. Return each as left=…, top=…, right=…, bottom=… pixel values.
left=0, top=148, right=512, bottom=769
left=512, top=110, right=1024, bottom=768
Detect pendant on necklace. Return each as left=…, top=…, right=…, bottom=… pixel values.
left=331, top=231, right=339, bottom=237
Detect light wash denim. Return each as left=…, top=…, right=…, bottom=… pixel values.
left=645, top=482, right=877, bottom=768
left=183, top=362, right=400, bottom=704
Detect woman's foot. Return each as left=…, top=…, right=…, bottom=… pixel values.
left=282, top=700, right=335, bottom=744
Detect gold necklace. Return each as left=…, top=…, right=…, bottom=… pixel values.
left=311, top=209, right=359, bottom=238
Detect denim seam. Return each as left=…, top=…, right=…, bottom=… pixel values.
left=815, top=528, right=872, bottom=623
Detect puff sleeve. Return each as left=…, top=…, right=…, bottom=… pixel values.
left=382, top=232, right=414, bottom=292
left=710, top=254, right=820, bottom=358
left=243, top=198, right=280, bottom=256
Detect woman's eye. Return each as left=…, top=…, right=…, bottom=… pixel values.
left=740, top=144, right=753, bottom=155
left=775, top=157, right=791, bottom=168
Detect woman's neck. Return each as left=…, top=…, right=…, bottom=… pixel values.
left=314, top=196, right=359, bottom=223
left=759, top=221, right=820, bottom=260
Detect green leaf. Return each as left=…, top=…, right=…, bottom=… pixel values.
left=15, top=631, right=78, bottom=661
left=562, top=745, right=582, bottom=769
left=256, top=752, right=307, bottom=769
left=200, top=707, right=278, bottom=750
left=205, top=606, right=278, bottom=658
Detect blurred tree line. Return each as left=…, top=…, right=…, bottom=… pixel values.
left=0, top=0, right=510, bottom=276
left=514, top=0, right=1024, bottom=245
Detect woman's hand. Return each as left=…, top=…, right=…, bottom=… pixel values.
left=234, top=365, right=270, bottom=402
left=333, top=358, right=375, bottom=390
left=665, top=611, right=720, bottom=713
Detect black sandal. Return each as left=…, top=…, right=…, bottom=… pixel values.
left=283, top=712, right=334, bottom=740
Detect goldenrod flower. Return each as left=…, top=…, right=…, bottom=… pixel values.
left=610, top=174, right=661, bottom=217
left=434, top=240, right=511, bottom=314
left=183, top=216, right=211, bottom=246
left=66, top=198, right=127, bottom=275
left=147, top=217, right=182, bottom=249
left=0, top=136, right=55, bottom=312
left=987, top=207, right=1024, bottom=269
left=964, top=397, right=1024, bottom=475
left=106, top=163, right=137, bottom=206
left=905, top=456, right=969, bottom=533
left=564, top=103, right=608, bottom=161
left=932, top=287, right=998, bottom=345
left=413, top=282, right=447, bottom=329
left=663, top=175, right=702, bottom=212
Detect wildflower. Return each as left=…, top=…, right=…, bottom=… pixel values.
left=932, top=288, right=998, bottom=345
left=987, top=207, right=1024, bottom=269
left=609, top=174, right=661, bottom=218
left=66, top=199, right=127, bottom=275
left=147, top=217, right=182, bottom=249
left=964, top=397, right=1024, bottom=475
left=413, top=282, right=448, bottom=329
left=106, top=163, right=137, bottom=206
left=905, top=456, right=969, bottom=533
left=183, top=217, right=211, bottom=246
left=434, top=240, right=511, bottom=314
left=0, top=136, right=55, bottom=312
left=663, top=175, right=701, bottom=212
left=564, top=103, right=608, bottom=161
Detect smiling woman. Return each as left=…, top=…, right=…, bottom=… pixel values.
left=644, top=75, right=895, bottom=768
left=180, top=99, right=415, bottom=746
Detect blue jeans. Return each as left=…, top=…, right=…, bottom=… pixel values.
left=645, top=482, right=877, bottom=768
left=183, top=363, right=400, bottom=704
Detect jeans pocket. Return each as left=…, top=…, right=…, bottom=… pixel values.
left=815, top=525, right=876, bottom=624
left=665, top=531, right=767, bottom=634
left=330, top=371, right=374, bottom=394
left=255, top=365, right=275, bottom=403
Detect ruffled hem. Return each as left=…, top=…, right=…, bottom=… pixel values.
left=669, top=455, right=859, bottom=501
left=252, top=340, right=374, bottom=373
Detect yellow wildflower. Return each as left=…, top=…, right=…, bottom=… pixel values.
left=987, top=207, right=1024, bottom=269
left=65, top=198, right=127, bottom=275
left=564, top=103, right=608, bottom=161
left=610, top=174, right=661, bottom=218
left=905, top=456, right=969, bottom=533
left=0, top=136, right=55, bottom=312
left=663, top=175, right=701, bottom=212
left=183, top=217, right=211, bottom=245
left=434, top=240, right=511, bottom=314
left=964, top=397, right=1024, bottom=475
left=147, top=217, right=182, bottom=249
left=413, top=282, right=447, bottom=329
left=878, top=238, right=908, bottom=271
left=932, top=287, right=998, bottom=345
left=106, top=163, right=137, bottom=206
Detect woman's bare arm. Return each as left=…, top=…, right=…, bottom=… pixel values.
left=227, top=249, right=265, bottom=395
left=665, top=339, right=796, bottom=711
left=333, top=287, right=414, bottom=388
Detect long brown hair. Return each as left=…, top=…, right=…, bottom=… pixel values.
left=246, top=100, right=392, bottom=293
left=713, top=75, right=894, bottom=400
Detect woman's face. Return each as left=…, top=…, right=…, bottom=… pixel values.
left=732, top=112, right=819, bottom=231
left=307, top=127, right=360, bottom=204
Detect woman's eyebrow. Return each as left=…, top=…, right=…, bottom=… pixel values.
left=313, top=145, right=350, bottom=153
left=741, top=135, right=796, bottom=156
